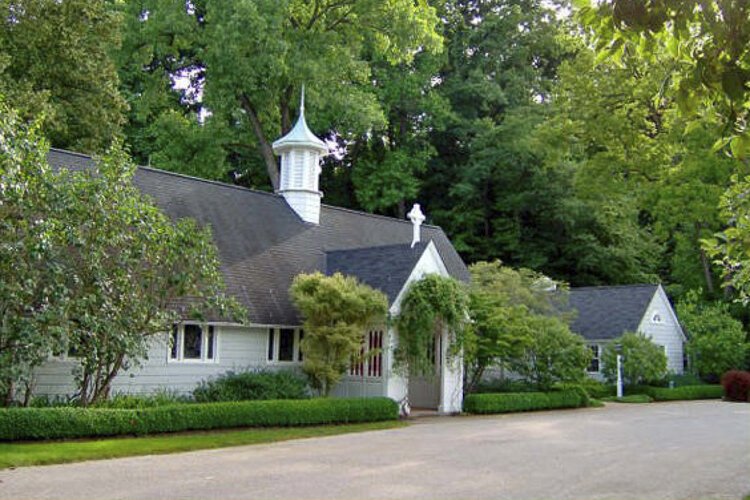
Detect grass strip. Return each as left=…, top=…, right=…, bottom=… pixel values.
left=601, top=394, right=653, bottom=404
left=0, top=420, right=406, bottom=469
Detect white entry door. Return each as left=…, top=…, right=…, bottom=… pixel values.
left=408, top=334, right=442, bottom=409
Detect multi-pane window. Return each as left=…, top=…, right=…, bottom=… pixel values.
left=587, top=345, right=600, bottom=373
left=349, top=330, right=384, bottom=378
left=169, top=324, right=217, bottom=363
left=267, top=328, right=304, bottom=362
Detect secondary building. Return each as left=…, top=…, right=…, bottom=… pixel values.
left=569, top=284, right=687, bottom=379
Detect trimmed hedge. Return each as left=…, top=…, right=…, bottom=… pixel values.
left=193, top=369, right=309, bottom=402
left=463, top=389, right=589, bottom=414
left=641, top=385, right=724, bottom=401
left=0, top=397, right=398, bottom=441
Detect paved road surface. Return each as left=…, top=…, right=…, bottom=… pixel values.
left=1, top=401, right=748, bottom=500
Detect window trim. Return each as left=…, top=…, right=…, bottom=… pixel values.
left=586, top=344, right=600, bottom=373
left=267, top=327, right=304, bottom=364
left=168, top=323, right=219, bottom=364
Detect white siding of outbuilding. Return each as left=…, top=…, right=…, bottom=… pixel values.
left=33, top=325, right=271, bottom=398
left=636, top=285, right=686, bottom=374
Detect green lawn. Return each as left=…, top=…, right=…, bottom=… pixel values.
left=601, top=394, right=653, bottom=404
left=0, top=420, right=406, bottom=469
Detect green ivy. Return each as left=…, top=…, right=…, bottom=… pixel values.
left=394, top=274, right=469, bottom=376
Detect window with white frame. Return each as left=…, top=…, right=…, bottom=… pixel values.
left=169, top=323, right=217, bottom=363
left=267, top=328, right=303, bottom=363
left=652, top=312, right=662, bottom=323
left=349, top=330, right=385, bottom=378
left=587, top=344, right=600, bottom=373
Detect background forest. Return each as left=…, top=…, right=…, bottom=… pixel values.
left=2, top=0, right=750, bottom=328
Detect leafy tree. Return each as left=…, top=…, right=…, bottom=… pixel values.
left=59, top=146, right=243, bottom=405
left=465, top=261, right=571, bottom=391
left=506, top=315, right=591, bottom=390
left=601, top=332, right=668, bottom=386
left=0, top=0, right=125, bottom=152
left=678, top=291, right=748, bottom=381
left=202, top=0, right=443, bottom=190
left=395, top=274, right=470, bottom=376
left=578, top=0, right=750, bottom=156
left=0, top=103, right=69, bottom=405
left=290, top=272, right=388, bottom=396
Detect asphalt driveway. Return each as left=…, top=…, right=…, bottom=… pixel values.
left=1, top=401, right=748, bottom=500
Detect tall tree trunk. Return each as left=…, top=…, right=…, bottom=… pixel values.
left=239, top=93, right=280, bottom=191
left=280, top=85, right=293, bottom=134
left=696, top=223, right=715, bottom=294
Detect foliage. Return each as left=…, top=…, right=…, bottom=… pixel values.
left=463, top=389, right=590, bottom=414
left=290, top=273, right=388, bottom=396
left=0, top=103, right=68, bottom=405
left=193, top=370, right=309, bottom=402
left=721, top=370, right=750, bottom=403
left=603, top=394, right=653, bottom=404
left=578, top=0, right=750, bottom=157
left=92, top=390, right=191, bottom=409
left=506, top=315, right=591, bottom=391
left=601, top=332, right=668, bottom=385
left=57, top=146, right=243, bottom=406
left=0, top=397, right=399, bottom=441
left=0, top=101, right=243, bottom=406
left=473, top=378, right=538, bottom=394
left=705, top=176, right=750, bottom=307
left=394, top=274, right=469, bottom=376
left=0, top=0, right=125, bottom=152
left=465, top=261, right=571, bottom=391
left=0, top=421, right=404, bottom=470
left=653, top=372, right=705, bottom=388
left=641, top=385, right=724, bottom=402
left=677, top=291, right=748, bottom=381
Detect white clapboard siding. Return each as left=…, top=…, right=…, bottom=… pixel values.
left=637, top=286, right=686, bottom=374
left=33, top=325, right=270, bottom=398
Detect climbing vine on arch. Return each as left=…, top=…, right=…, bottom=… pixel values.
left=394, top=274, right=470, bottom=376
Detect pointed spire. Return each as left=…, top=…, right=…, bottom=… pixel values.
left=300, top=84, right=305, bottom=116
left=271, top=85, right=327, bottom=153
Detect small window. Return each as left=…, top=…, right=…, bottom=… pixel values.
left=349, top=330, right=385, bottom=378
left=169, top=323, right=218, bottom=363
left=298, top=330, right=304, bottom=362
left=587, top=345, right=600, bottom=373
left=279, top=328, right=295, bottom=362
left=267, top=328, right=303, bottom=363
left=267, top=329, right=275, bottom=361
left=183, top=324, right=203, bottom=359
left=652, top=313, right=662, bottom=323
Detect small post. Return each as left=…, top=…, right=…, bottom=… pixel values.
left=407, top=203, right=426, bottom=248
left=616, top=353, right=623, bottom=399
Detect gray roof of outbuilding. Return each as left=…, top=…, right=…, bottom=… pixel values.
left=46, top=149, right=469, bottom=325
left=326, top=242, right=428, bottom=305
left=569, top=284, right=659, bottom=340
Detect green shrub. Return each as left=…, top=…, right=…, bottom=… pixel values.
left=94, top=389, right=191, bottom=409
left=0, top=397, right=398, bottom=441
left=463, top=389, right=589, bottom=414
left=639, top=385, right=724, bottom=401
left=557, top=378, right=615, bottom=399
left=721, top=370, right=750, bottom=402
left=473, top=377, right=538, bottom=394
left=193, top=369, right=309, bottom=402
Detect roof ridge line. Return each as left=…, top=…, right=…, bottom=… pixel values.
left=321, top=203, right=444, bottom=230
left=50, top=148, right=446, bottom=230
left=572, top=284, right=660, bottom=290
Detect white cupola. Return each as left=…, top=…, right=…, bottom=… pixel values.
left=272, top=87, right=328, bottom=224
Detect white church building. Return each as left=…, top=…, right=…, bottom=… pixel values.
left=39, top=93, right=469, bottom=413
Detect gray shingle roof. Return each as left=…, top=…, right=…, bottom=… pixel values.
left=47, top=149, right=469, bottom=325
left=569, top=284, right=659, bottom=340
left=326, top=242, right=428, bottom=305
